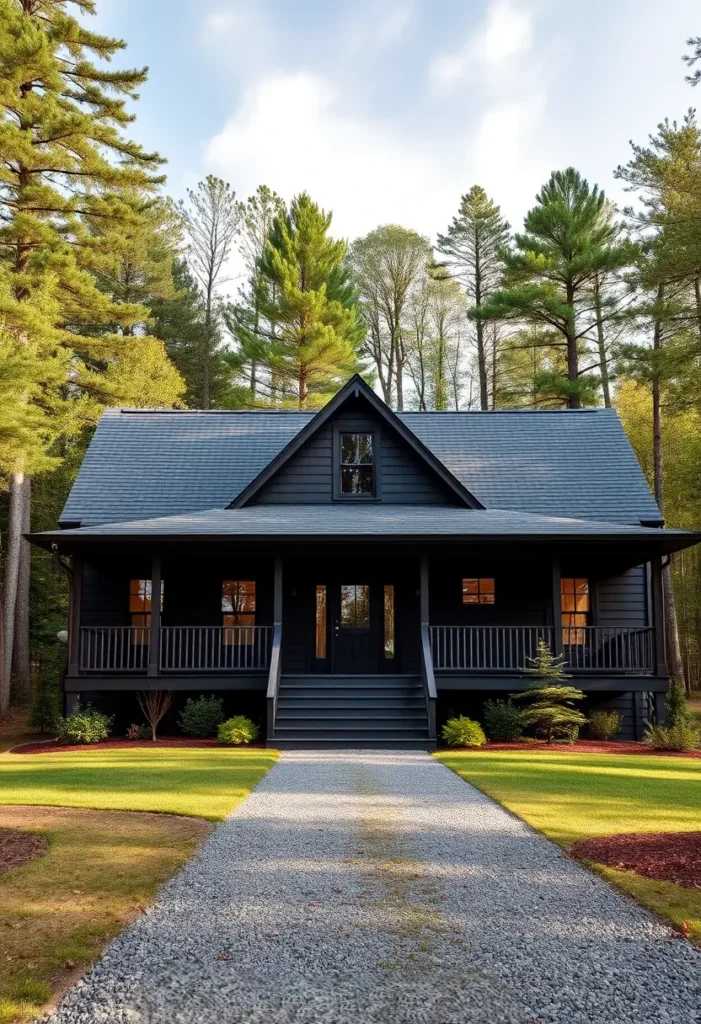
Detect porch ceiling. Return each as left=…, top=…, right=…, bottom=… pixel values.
left=28, top=504, right=701, bottom=554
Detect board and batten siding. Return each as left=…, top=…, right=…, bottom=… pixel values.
left=595, top=565, right=649, bottom=628
left=251, top=410, right=456, bottom=505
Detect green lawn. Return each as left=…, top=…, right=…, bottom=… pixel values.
left=0, top=746, right=278, bottom=821
left=436, top=748, right=701, bottom=939
left=0, top=745, right=277, bottom=1022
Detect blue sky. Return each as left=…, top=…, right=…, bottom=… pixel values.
left=93, top=0, right=699, bottom=243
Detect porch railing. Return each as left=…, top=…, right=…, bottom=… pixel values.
left=160, top=626, right=272, bottom=672
left=430, top=626, right=552, bottom=672
left=562, top=627, right=654, bottom=673
left=430, top=625, right=655, bottom=674
left=79, top=627, right=151, bottom=673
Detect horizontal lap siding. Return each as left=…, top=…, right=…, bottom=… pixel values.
left=589, top=691, right=652, bottom=741
left=252, top=408, right=454, bottom=505
left=596, top=565, right=648, bottom=627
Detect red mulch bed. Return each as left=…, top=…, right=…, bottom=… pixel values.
left=0, top=827, right=47, bottom=873
left=443, top=740, right=701, bottom=758
left=10, top=738, right=266, bottom=755
left=571, top=832, right=701, bottom=888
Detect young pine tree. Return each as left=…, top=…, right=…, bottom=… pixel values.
left=246, top=193, right=365, bottom=408
left=512, top=640, right=587, bottom=743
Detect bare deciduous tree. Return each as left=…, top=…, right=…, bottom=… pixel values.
left=137, top=690, right=172, bottom=742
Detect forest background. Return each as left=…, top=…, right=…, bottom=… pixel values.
left=1, top=0, right=701, bottom=722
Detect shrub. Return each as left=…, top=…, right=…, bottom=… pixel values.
left=483, top=699, right=522, bottom=742
left=644, top=722, right=699, bottom=752
left=218, top=715, right=259, bottom=745
left=55, top=703, right=113, bottom=745
left=178, top=695, right=224, bottom=737
left=513, top=640, right=586, bottom=743
left=588, top=710, right=621, bottom=740
left=126, top=723, right=151, bottom=741
left=666, top=681, right=691, bottom=728
left=441, top=716, right=486, bottom=748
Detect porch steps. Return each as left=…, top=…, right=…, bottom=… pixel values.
left=270, top=674, right=431, bottom=750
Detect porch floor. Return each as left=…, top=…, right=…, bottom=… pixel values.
left=48, top=752, right=699, bottom=1024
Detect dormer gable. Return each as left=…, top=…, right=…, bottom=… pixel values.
left=230, top=376, right=482, bottom=509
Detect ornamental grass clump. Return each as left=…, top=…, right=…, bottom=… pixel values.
left=441, top=716, right=486, bottom=748
left=218, top=716, right=259, bottom=746
left=513, top=640, right=586, bottom=744
left=483, top=699, right=523, bottom=742
left=55, top=703, right=113, bottom=744
left=588, top=710, right=621, bottom=740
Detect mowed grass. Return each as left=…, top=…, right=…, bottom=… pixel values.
left=436, top=748, right=701, bottom=940
left=0, top=746, right=277, bottom=1022
left=0, top=746, right=278, bottom=821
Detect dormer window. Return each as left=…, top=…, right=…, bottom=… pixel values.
left=340, top=432, right=374, bottom=496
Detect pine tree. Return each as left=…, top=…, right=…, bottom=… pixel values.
left=244, top=193, right=364, bottom=409
left=436, top=186, right=510, bottom=409
left=476, top=169, right=632, bottom=408
left=0, top=0, right=181, bottom=713
left=512, top=640, right=587, bottom=743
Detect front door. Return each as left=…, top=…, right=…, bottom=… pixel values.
left=329, top=582, right=383, bottom=674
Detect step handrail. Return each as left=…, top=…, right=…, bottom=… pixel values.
left=266, top=623, right=282, bottom=739
left=420, top=623, right=437, bottom=745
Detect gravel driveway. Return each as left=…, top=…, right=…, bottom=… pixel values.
left=47, top=751, right=700, bottom=1024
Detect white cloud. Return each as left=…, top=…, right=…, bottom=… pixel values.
left=204, top=70, right=450, bottom=240
left=430, top=0, right=534, bottom=90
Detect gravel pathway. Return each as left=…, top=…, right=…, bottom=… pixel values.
left=47, top=751, right=701, bottom=1024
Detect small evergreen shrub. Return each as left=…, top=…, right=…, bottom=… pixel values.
left=178, top=695, right=224, bottom=737
left=126, top=723, right=151, bottom=740
left=55, top=704, right=113, bottom=744
left=483, top=699, right=522, bottom=742
left=665, top=681, right=691, bottom=728
left=644, top=722, right=699, bottom=752
left=218, top=715, right=259, bottom=745
left=442, top=716, right=486, bottom=748
left=513, top=640, right=586, bottom=743
left=588, top=710, right=621, bottom=740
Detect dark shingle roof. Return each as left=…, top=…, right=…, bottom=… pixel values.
left=60, top=407, right=662, bottom=527
left=39, top=506, right=695, bottom=545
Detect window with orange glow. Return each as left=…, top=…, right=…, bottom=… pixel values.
left=384, top=585, right=395, bottom=658
left=315, top=585, right=327, bottom=659
left=561, top=578, right=589, bottom=644
left=222, top=580, right=256, bottom=644
left=129, top=579, right=163, bottom=645
left=462, top=578, right=495, bottom=605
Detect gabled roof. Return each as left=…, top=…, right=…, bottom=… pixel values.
left=59, top=393, right=664, bottom=528
left=230, top=375, right=482, bottom=509
left=33, top=505, right=700, bottom=553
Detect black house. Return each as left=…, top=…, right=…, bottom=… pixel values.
left=30, top=375, right=701, bottom=748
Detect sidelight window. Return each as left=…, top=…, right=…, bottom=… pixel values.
left=462, top=578, right=495, bottom=605
left=315, top=585, right=327, bottom=659
left=340, top=584, right=370, bottom=629
left=340, top=433, right=374, bottom=495
left=222, top=580, right=256, bottom=644
left=384, top=585, right=395, bottom=659
left=561, top=578, right=589, bottom=645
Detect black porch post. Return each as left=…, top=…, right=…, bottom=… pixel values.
left=68, top=551, right=82, bottom=677
left=148, top=553, right=162, bottom=677
left=651, top=557, right=667, bottom=678
left=267, top=556, right=283, bottom=742
left=420, top=552, right=430, bottom=627
left=274, top=555, right=283, bottom=626
left=420, top=551, right=437, bottom=745
left=551, top=555, right=563, bottom=659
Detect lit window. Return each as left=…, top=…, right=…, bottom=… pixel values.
left=462, top=578, right=495, bottom=605
left=222, top=580, right=256, bottom=644
left=340, top=584, right=370, bottom=629
left=384, top=585, right=395, bottom=659
left=561, top=578, right=589, bottom=645
left=129, top=579, right=163, bottom=644
left=315, top=585, right=327, bottom=659
left=340, top=433, right=374, bottom=495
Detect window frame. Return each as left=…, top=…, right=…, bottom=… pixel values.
left=561, top=577, right=590, bottom=645
left=332, top=426, right=381, bottom=500
left=128, top=578, right=163, bottom=645
left=461, top=578, right=496, bottom=606
left=339, top=584, right=371, bottom=631
left=221, top=579, right=256, bottom=645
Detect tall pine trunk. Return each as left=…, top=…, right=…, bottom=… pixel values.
left=474, top=252, right=489, bottom=410
left=2, top=471, right=26, bottom=716
left=565, top=280, right=580, bottom=408
left=652, top=282, right=686, bottom=692
left=593, top=273, right=611, bottom=407
left=12, top=476, right=31, bottom=704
